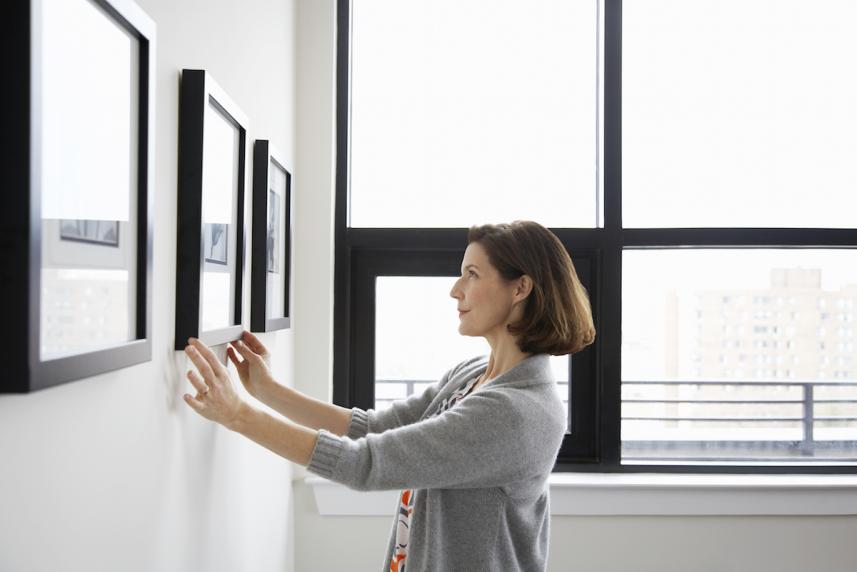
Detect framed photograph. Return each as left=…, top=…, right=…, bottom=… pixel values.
left=267, top=190, right=280, bottom=273
left=250, top=140, right=292, bottom=332
left=60, top=219, right=120, bottom=247
left=1, top=0, right=155, bottom=393
left=175, top=69, right=248, bottom=349
left=203, top=222, right=228, bottom=265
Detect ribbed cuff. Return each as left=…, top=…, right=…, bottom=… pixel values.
left=306, top=429, right=344, bottom=479
left=347, top=407, right=370, bottom=440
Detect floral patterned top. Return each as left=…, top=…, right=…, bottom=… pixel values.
left=389, top=374, right=483, bottom=572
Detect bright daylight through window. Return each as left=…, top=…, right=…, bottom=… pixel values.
left=340, top=0, right=857, bottom=471
left=349, top=0, right=600, bottom=228
left=623, top=0, right=857, bottom=228
left=623, top=250, right=857, bottom=464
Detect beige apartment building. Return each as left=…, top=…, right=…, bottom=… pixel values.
left=690, top=268, right=856, bottom=382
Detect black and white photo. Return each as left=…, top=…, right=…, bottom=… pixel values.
left=267, top=190, right=280, bottom=273
left=60, top=219, right=120, bottom=247
left=203, top=222, right=228, bottom=265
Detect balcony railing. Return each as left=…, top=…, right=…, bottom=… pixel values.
left=622, top=378, right=857, bottom=462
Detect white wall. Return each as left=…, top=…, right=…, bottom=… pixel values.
left=292, top=1, right=857, bottom=571
left=0, top=1, right=296, bottom=571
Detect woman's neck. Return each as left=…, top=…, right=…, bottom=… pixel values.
left=481, top=332, right=532, bottom=383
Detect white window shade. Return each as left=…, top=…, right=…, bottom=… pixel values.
left=623, top=0, right=857, bottom=228
left=349, top=0, right=600, bottom=228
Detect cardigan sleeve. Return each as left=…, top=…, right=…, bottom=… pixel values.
left=343, top=359, right=470, bottom=439
left=306, top=384, right=565, bottom=492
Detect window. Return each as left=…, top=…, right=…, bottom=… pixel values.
left=623, top=0, right=857, bottom=229
left=348, top=0, right=599, bottom=228
left=623, top=250, right=857, bottom=464
left=335, top=0, right=857, bottom=473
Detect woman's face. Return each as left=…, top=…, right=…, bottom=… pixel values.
left=449, top=242, right=526, bottom=338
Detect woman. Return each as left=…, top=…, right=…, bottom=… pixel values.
left=183, top=220, right=595, bottom=571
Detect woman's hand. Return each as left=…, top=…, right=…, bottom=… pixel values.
left=226, top=330, right=275, bottom=399
left=183, top=337, right=246, bottom=429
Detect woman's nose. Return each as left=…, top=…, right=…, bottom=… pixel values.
left=449, top=279, right=461, bottom=299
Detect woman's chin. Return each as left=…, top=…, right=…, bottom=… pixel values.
left=457, top=325, right=479, bottom=337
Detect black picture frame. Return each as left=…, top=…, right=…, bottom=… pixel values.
left=175, top=69, right=248, bottom=350
left=250, top=140, right=292, bottom=332
left=1, top=0, right=155, bottom=393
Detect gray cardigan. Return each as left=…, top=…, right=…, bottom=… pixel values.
left=306, top=353, right=567, bottom=571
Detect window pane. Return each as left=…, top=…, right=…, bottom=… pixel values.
left=622, top=250, right=857, bottom=464
left=623, top=0, right=857, bottom=228
left=350, top=0, right=600, bottom=228
left=375, top=277, right=569, bottom=429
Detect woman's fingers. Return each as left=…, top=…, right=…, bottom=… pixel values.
left=241, top=331, right=268, bottom=356
left=181, top=340, right=247, bottom=426
left=232, top=339, right=259, bottom=362
left=189, top=338, right=223, bottom=374
left=185, top=343, right=216, bottom=382
left=183, top=393, right=205, bottom=413
left=186, top=369, right=209, bottom=395
left=226, top=345, right=243, bottom=367
left=227, top=346, right=251, bottom=377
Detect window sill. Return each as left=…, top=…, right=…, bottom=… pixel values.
left=305, top=473, right=857, bottom=516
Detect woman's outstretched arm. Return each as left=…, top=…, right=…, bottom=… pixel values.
left=226, top=331, right=353, bottom=437
left=183, top=336, right=320, bottom=465
left=257, top=382, right=352, bottom=437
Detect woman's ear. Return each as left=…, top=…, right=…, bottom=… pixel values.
left=515, top=275, right=533, bottom=302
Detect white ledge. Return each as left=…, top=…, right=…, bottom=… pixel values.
left=305, top=473, right=857, bottom=516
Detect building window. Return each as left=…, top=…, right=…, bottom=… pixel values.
left=335, top=0, right=857, bottom=473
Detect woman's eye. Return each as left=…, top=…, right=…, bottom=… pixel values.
left=469, top=271, right=477, bottom=277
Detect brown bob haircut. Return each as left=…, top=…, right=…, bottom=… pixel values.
left=467, top=221, right=595, bottom=356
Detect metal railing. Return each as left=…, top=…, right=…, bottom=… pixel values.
left=621, top=379, right=857, bottom=461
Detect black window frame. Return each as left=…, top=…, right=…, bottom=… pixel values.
left=332, top=0, right=857, bottom=474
